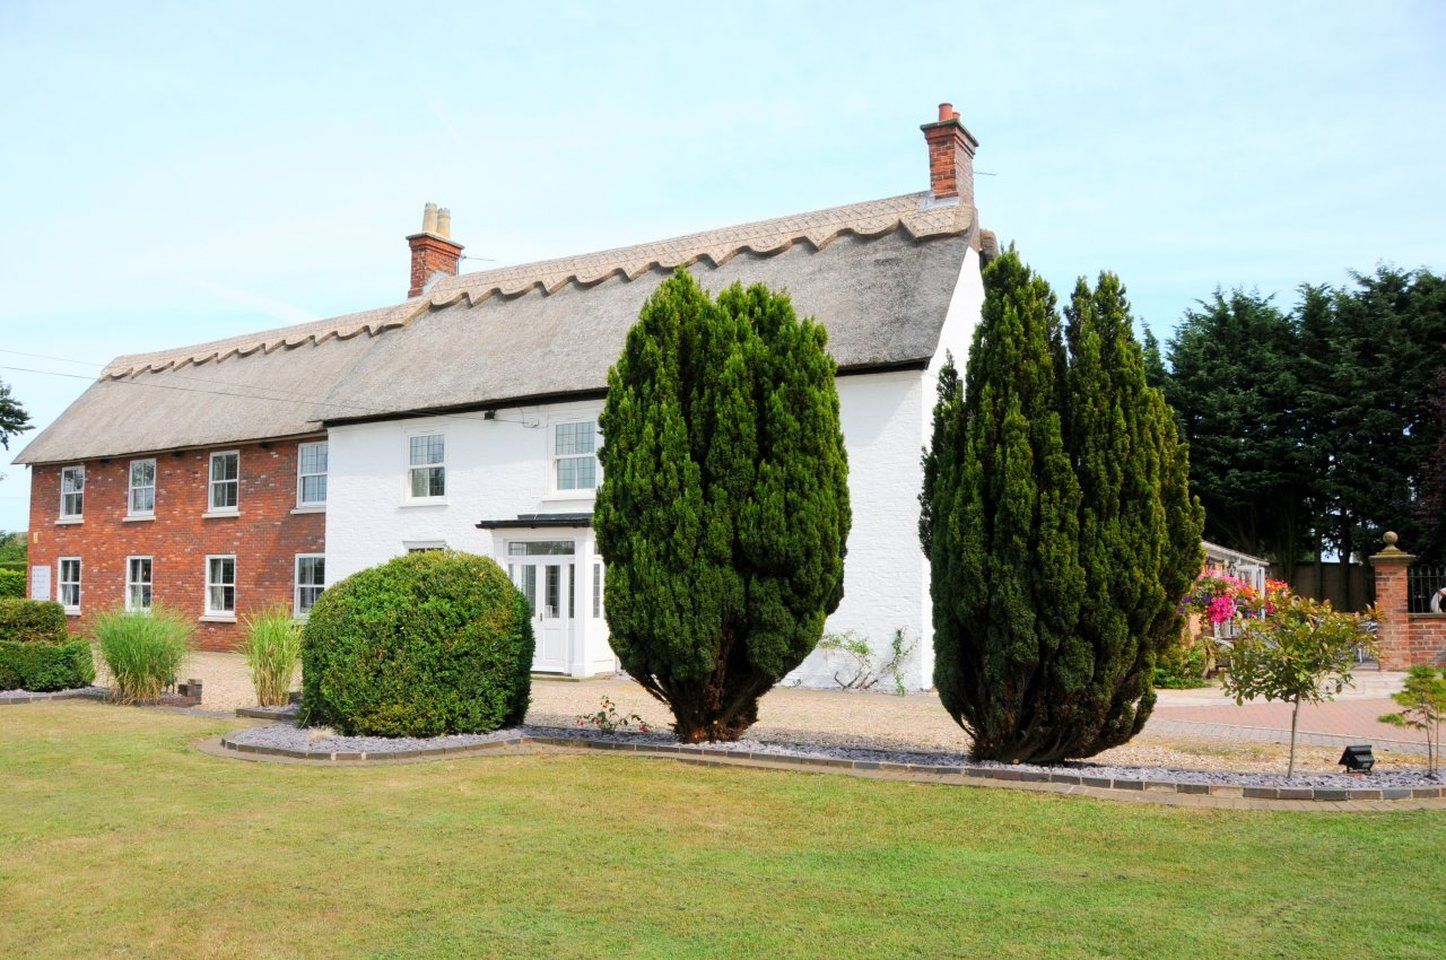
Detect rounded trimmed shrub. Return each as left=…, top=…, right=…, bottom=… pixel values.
left=0, top=598, right=95, bottom=692
left=300, top=551, right=534, bottom=737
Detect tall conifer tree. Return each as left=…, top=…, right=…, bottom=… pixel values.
left=922, top=252, right=1201, bottom=762
left=921, top=249, right=1085, bottom=762
left=1061, top=274, right=1203, bottom=756
left=595, top=270, right=850, bottom=742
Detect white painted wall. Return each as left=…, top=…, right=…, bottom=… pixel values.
left=325, top=246, right=984, bottom=689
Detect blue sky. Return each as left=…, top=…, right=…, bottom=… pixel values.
left=2, top=1, right=1444, bottom=530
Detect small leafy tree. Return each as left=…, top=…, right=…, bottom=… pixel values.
left=1378, top=665, right=1445, bottom=778
left=595, top=271, right=850, bottom=742
left=1221, top=594, right=1377, bottom=777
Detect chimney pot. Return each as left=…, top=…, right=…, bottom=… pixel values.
left=437, top=207, right=452, bottom=238
left=938, top=102, right=953, bottom=122
left=422, top=202, right=439, bottom=234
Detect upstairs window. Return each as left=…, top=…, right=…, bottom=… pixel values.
left=209, top=452, right=239, bottom=513
left=408, top=434, right=445, bottom=499
left=126, top=557, right=153, bottom=611
left=294, top=555, right=325, bottom=617
left=553, top=421, right=599, bottom=492
left=206, top=555, right=236, bottom=615
left=59, top=466, right=84, bottom=518
left=58, top=557, right=81, bottom=611
left=297, top=441, right=328, bottom=507
left=128, top=459, right=156, bottom=516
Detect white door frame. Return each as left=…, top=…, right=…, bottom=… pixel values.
left=502, top=534, right=578, bottom=675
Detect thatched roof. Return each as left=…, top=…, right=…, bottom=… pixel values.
left=16, top=192, right=978, bottom=464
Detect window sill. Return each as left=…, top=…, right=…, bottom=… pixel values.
left=541, top=492, right=597, bottom=503
left=202, top=510, right=240, bottom=519
left=55, top=517, right=83, bottom=526
left=63, top=608, right=81, bottom=617
left=123, top=514, right=155, bottom=523
left=399, top=499, right=448, bottom=508
left=291, top=505, right=326, bottom=515
left=199, top=614, right=237, bottom=624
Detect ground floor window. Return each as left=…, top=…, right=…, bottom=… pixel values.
left=206, top=556, right=236, bottom=616
left=295, top=555, right=325, bottom=617
left=126, top=557, right=153, bottom=611
left=593, top=562, right=603, bottom=619
left=58, top=557, right=81, bottom=610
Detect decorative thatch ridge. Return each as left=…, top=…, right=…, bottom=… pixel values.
left=101, top=192, right=975, bottom=379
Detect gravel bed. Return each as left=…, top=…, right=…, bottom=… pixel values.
left=0, top=686, right=107, bottom=702
left=226, top=722, right=525, bottom=755
left=534, top=726, right=1441, bottom=788
left=225, top=721, right=1440, bottom=789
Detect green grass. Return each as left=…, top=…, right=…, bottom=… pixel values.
left=0, top=704, right=1442, bottom=960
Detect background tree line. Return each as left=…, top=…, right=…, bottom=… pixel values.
left=1144, top=266, right=1446, bottom=603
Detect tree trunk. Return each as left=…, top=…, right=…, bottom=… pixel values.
left=1288, top=697, right=1301, bottom=779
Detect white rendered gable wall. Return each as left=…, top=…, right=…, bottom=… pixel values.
left=324, top=248, right=983, bottom=690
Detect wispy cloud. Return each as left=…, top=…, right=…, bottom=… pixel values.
left=184, top=279, right=319, bottom=327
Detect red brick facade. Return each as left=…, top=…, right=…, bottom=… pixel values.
left=25, top=437, right=325, bottom=651
left=1370, top=538, right=1446, bottom=669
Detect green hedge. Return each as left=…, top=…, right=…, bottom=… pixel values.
left=0, top=568, right=23, bottom=599
left=0, top=560, right=26, bottom=574
left=0, top=639, right=95, bottom=691
left=0, top=599, right=93, bottom=691
left=0, top=599, right=69, bottom=644
left=300, top=551, right=534, bottom=737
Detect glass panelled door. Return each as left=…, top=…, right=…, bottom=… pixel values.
left=507, top=540, right=575, bottom=673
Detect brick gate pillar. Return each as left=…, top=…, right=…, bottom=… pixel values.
left=1369, top=531, right=1415, bottom=670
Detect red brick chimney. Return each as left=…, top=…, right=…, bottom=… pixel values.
left=406, top=202, right=464, bottom=298
left=920, top=102, right=979, bottom=206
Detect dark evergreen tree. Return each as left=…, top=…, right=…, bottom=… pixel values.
left=0, top=378, right=29, bottom=450
left=594, top=270, right=850, bottom=742
left=1415, top=369, right=1446, bottom=565
left=1163, top=290, right=1307, bottom=573
left=920, top=249, right=1085, bottom=762
left=1060, top=274, right=1203, bottom=756
left=1140, top=327, right=1168, bottom=392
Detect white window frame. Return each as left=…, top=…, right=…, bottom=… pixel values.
left=125, top=556, right=153, bottom=612
left=57, top=557, right=81, bottom=612
left=550, top=419, right=601, bottom=495
left=294, top=554, right=325, bottom=618
left=404, top=540, right=448, bottom=553
left=208, top=451, right=240, bottom=514
left=405, top=432, right=446, bottom=501
left=59, top=465, right=85, bottom=520
left=128, top=458, right=157, bottom=518
left=296, top=441, right=328, bottom=508
left=204, top=554, right=237, bottom=618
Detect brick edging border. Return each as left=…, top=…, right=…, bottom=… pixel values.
left=208, top=730, right=1446, bottom=810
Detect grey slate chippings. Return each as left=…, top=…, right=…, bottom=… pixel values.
left=218, top=722, right=1445, bottom=795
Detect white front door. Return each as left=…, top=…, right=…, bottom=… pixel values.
left=506, top=539, right=575, bottom=674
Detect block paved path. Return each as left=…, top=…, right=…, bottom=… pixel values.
left=1149, top=692, right=1421, bottom=753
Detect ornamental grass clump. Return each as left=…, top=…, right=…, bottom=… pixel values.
left=244, top=605, right=302, bottom=707
left=94, top=606, right=192, bottom=703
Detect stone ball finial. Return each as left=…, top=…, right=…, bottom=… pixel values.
left=1383, top=531, right=1398, bottom=547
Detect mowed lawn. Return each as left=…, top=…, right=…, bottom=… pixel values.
left=1, top=704, right=1442, bottom=960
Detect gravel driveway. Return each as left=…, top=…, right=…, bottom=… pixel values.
left=177, top=653, right=1425, bottom=774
